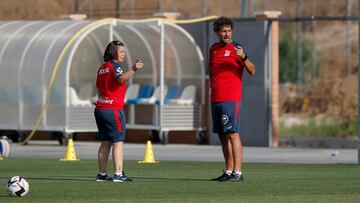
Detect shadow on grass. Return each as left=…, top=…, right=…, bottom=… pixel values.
left=16, top=142, right=61, bottom=147
left=0, top=176, right=93, bottom=182
left=0, top=176, right=210, bottom=182
left=133, top=176, right=210, bottom=182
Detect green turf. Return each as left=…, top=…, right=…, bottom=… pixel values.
left=1, top=158, right=360, bottom=202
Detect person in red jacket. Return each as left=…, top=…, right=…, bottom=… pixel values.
left=209, top=17, right=256, bottom=182
left=94, top=40, right=144, bottom=182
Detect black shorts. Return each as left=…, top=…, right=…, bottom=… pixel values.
left=94, top=109, right=126, bottom=142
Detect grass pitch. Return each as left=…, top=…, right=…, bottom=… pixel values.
left=1, top=158, right=360, bottom=202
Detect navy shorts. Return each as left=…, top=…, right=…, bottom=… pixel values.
left=94, top=109, right=126, bottom=142
left=211, top=101, right=241, bottom=134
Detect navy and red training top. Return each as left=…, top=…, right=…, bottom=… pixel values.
left=95, top=61, right=126, bottom=110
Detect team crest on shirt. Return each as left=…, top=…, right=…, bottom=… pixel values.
left=221, top=115, right=229, bottom=124
left=224, top=50, right=231, bottom=56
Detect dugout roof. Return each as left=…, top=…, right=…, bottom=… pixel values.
left=0, top=19, right=205, bottom=131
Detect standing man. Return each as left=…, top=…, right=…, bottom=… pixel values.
left=209, top=17, right=256, bottom=182
left=95, top=40, right=144, bottom=182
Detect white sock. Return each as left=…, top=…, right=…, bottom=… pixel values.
left=99, top=172, right=107, bottom=176
left=225, top=170, right=232, bottom=175
left=233, top=171, right=242, bottom=175
left=115, top=172, right=122, bottom=176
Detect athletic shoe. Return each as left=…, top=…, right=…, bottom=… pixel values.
left=210, top=171, right=232, bottom=182
left=121, top=171, right=133, bottom=181
left=113, top=172, right=133, bottom=182
left=230, top=172, right=244, bottom=182
left=96, top=173, right=113, bottom=182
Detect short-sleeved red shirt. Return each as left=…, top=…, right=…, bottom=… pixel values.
left=209, top=41, right=245, bottom=102
left=95, top=61, right=126, bottom=110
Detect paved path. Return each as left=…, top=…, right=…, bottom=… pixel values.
left=5, top=140, right=358, bottom=164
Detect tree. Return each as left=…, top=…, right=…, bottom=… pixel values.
left=279, top=28, right=314, bottom=83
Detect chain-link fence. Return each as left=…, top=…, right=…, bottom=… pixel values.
left=278, top=19, right=358, bottom=140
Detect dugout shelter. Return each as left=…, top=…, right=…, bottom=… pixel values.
left=0, top=18, right=207, bottom=144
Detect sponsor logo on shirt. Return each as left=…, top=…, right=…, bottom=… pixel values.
left=98, top=96, right=113, bottom=104
left=99, top=68, right=109, bottom=75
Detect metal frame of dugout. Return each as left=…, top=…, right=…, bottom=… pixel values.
left=0, top=18, right=208, bottom=145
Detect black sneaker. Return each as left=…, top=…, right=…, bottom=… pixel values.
left=230, top=172, right=244, bottom=182
left=211, top=171, right=232, bottom=182
left=113, top=172, right=133, bottom=182
left=96, top=173, right=113, bottom=182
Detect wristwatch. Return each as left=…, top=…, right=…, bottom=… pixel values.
left=242, top=55, right=248, bottom=61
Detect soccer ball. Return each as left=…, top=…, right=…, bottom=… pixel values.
left=6, top=176, right=29, bottom=197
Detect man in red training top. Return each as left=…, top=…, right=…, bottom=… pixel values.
left=95, top=40, right=144, bottom=182
left=209, top=17, right=256, bottom=182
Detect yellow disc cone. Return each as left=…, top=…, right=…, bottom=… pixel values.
left=60, top=138, right=79, bottom=161
left=0, top=156, right=3, bottom=160
left=138, top=140, right=158, bottom=163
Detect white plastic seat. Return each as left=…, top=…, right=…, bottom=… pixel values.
left=168, top=85, right=196, bottom=105
left=139, top=85, right=167, bottom=104
left=124, top=84, right=140, bottom=103
left=91, top=93, right=98, bottom=105
left=68, top=87, right=92, bottom=106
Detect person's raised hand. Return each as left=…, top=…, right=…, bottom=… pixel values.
left=235, top=46, right=246, bottom=60
left=132, top=59, right=144, bottom=71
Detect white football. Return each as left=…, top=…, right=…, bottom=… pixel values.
left=0, top=139, right=10, bottom=158
left=6, top=176, right=29, bottom=197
